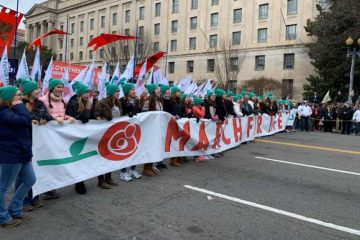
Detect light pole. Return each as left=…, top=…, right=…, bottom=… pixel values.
left=345, top=36, right=360, bottom=104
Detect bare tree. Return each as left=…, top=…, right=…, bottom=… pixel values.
left=212, top=38, right=246, bottom=91
left=102, top=29, right=155, bottom=72
left=240, top=77, right=282, bottom=97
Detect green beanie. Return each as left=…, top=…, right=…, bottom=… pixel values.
left=248, top=92, right=255, bottom=98
left=105, top=82, right=120, bottom=97
left=240, top=90, right=247, bottom=96
left=145, top=84, right=158, bottom=95
left=257, top=96, right=263, bottom=100
left=233, top=96, right=240, bottom=102
left=73, top=82, right=90, bottom=97
left=48, top=78, right=64, bottom=90
left=160, top=85, right=170, bottom=95
left=181, top=93, right=189, bottom=101
left=207, top=90, right=214, bottom=96
left=171, top=86, right=181, bottom=95
left=20, top=79, right=38, bottom=95
left=193, top=97, right=203, bottom=105
left=0, top=86, right=18, bottom=101
left=227, top=91, right=235, bottom=97
left=122, top=83, right=134, bottom=95
left=215, top=88, right=226, bottom=97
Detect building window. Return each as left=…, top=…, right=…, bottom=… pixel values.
left=89, top=50, right=93, bottom=60
left=169, top=62, right=175, bottom=74
left=230, top=57, right=239, bottom=71
left=99, top=48, right=104, bottom=58
left=258, top=28, right=267, bottom=43
left=79, top=51, right=83, bottom=60
left=111, top=47, right=116, bottom=55
left=112, top=30, right=116, bottom=34
left=155, top=3, right=161, bottom=17
left=172, top=0, right=179, bottom=13
left=255, top=55, right=265, bottom=71
left=190, top=17, right=197, bottom=30
left=259, top=4, right=269, bottom=20
left=125, top=28, right=130, bottom=35
left=59, top=54, right=63, bottom=61
left=90, top=19, right=94, bottom=30
left=286, top=24, right=297, bottom=40
left=233, top=9, right=242, bottom=23
left=70, top=39, right=74, bottom=48
left=211, top=0, right=219, bottom=6
left=59, top=39, right=63, bottom=49
left=207, top=59, right=215, bottom=72
left=189, top=37, right=196, bottom=50
left=100, top=16, right=105, bottom=28
left=124, top=46, right=129, bottom=55
left=187, top=61, right=194, bottom=73
left=139, top=26, right=144, bottom=37
left=79, top=37, right=83, bottom=46
left=232, top=31, right=241, bottom=45
left=60, top=25, right=64, bottom=31
left=112, top=13, right=117, bottom=25
left=89, top=35, right=93, bottom=41
left=80, top=21, right=84, bottom=32
left=171, top=20, right=178, bottom=33
left=210, top=13, right=219, bottom=27
left=70, top=52, right=74, bottom=60
left=287, top=0, right=298, bottom=15
left=284, top=53, right=295, bottom=69
left=71, top=23, right=75, bottom=34
left=282, top=79, right=294, bottom=98
left=153, top=42, right=159, bottom=53
left=191, top=0, right=198, bottom=9
left=210, top=34, right=217, bottom=48
left=171, top=40, right=177, bottom=52
left=229, top=80, right=237, bottom=93
left=125, top=10, right=131, bottom=23
left=139, top=6, right=145, bottom=20
left=154, top=23, right=160, bottom=35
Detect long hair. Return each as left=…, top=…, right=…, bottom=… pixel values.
left=149, top=93, right=163, bottom=111
left=48, top=89, right=66, bottom=109
left=171, top=94, right=181, bottom=104
left=0, top=99, right=12, bottom=108
left=78, top=96, right=91, bottom=112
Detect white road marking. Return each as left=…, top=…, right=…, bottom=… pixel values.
left=254, top=156, right=360, bottom=176
left=184, top=185, right=360, bottom=236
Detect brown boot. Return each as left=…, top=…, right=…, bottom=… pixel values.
left=97, top=176, right=111, bottom=189
left=1, top=219, right=22, bottom=228
left=142, top=164, right=156, bottom=177
left=170, top=157, right=181, bottom=167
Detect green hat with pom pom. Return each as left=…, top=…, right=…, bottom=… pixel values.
left=160, top=85, right=170, bottom=95
left=193, top=97, right=203, bottom=105
left=48, top=78, right=64, bottom=90
left=106, top=82, right=120, bottom=96
left=73, top=82, right=90, bottom=97
left=121, top=83, right=134, bottom=95
left=227, top=91, right=235, bottom=97
left=215, top=88, right=226, bottom=97
left=171, top=86, right=181, bottom=95
left=19, top=79, right=38, bottom=95
left=0, top=86, right=18, bottom=101
left=145, top=84, right=158, bottom=95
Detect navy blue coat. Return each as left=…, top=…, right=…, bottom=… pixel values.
left=0, top=104, right=32, bottom=164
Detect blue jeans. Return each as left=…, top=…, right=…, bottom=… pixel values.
left=0, top=162, right=36, bottom=224
left=300, top=116, right=311, bottom=131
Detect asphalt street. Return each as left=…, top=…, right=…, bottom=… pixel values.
left=2, top=131, right=360, bottom=240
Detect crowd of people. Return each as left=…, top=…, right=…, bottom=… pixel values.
left=0, top=78, right=358, bottom=228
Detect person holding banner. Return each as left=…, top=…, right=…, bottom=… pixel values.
left=0, top=86, right=35, bottom=228
left=20, top=79, right=52, bottom=211
left=215, top=88, right=227, bottom=122
left=204, top=90, right=219, bottom=120
left=181, top=93, right=193, bottom=118
left=66, top=82, right=93, bottom=194
left=94, top=82, right=122, bottom=187
left=40, top=78, right=76, bottom=199
left=119, top=83, right=142, bottom=181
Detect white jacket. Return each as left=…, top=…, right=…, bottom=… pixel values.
left=298, top=105, right=312, bottom=117
left=233, top=102, right=243, bottom=117
left=353, top=110, right=360, bottom=122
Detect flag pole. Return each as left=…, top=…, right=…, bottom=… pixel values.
left=164, top=40, right=169, bottom=78
left=12, top=0, right=20, bottom=86
left=132, top=21, right=139, bottom=84
left=64, top=16, right=69, bottom=63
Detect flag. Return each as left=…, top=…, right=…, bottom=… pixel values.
left=0, top=45, right=9, bottom=86
left=178, top=76, right=192, bottom=92
left=184, top=80, right=198, bottom=95
left=61, top=65, right=72, bottom=101
left=152, top=67, right=163, bottom=84
left=147, top=67, right=154, bottom=84
left=98, top=62, right=108, bottom=100
left=161, top=77, right=169, bottom=86
left=321, top=90, right=331, bottom=104
left=119, top=56, right=135, bottom=82
left=87, top=33, right=136, bottom=51
left=16, top=50, right=30, bottom=80
left=135, top=60, right=147, bottom=97
left=110, top=62, right=121, bottom=85
left=83, top=60, right=95, bottom=89
left=195, top=79, right=213, bottom=97
left=41, top=57, right=53, bottom=96
left=31, top=47, right=41, bottom=82
left=28, top=29, right=69, bottom=49
left=134, top=51, right=166, bottom=76
left=0, top=6, right=24, bottom=56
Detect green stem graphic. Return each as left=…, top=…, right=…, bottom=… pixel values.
left=37, top=151, right=99, bottom=166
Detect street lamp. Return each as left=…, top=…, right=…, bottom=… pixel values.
left=345, top=36, right=360, bottom=104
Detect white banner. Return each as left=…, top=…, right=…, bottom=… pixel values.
left=32, top=112, right=289, bottom=195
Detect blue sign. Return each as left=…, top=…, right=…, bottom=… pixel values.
left=8, top=59, right=18, bottom=81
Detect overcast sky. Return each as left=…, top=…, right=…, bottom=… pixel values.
left=2, top=0, right=43, bottom=29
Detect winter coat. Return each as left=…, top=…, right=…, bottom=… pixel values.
left=339, top=106, right=353, bottom=120
left=225, top=99, right=236, bottom=117
left=66, top=95, right=93, bottom=123
left=22, top=98, right=52, bottom=122
left=163, top=96, right=172, bottom=114
left=0, top=104, right=32, bottom=164
left=94, top=97, right=123, bottom=121
left=241, top=103, right=254, bottom=116
left=215, top=97, right=227, bottom=122
left=204, top=99, right=217, bottom=120
left=40, top=93, right=70, bottom=120
left=353, top=110, right=360, bottom=122
left=120, top=97, right=141, bottom=117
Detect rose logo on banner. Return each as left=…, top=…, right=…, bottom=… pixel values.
left=36, top=121, right=141, bottom=166
left=98, top=122, right=141, bottom=161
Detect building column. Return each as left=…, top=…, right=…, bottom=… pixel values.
left=47, top=20, right=54, bottom=49
left=25, top=24, right=32, bottom=43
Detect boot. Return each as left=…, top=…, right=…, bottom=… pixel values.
left=142, top=164, right=156, bottom=177
left=75, top=181, right=87, bottom=194
left=97, top=176, right=111, bottom=189
left=170, top=157, right=181, bottom=167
